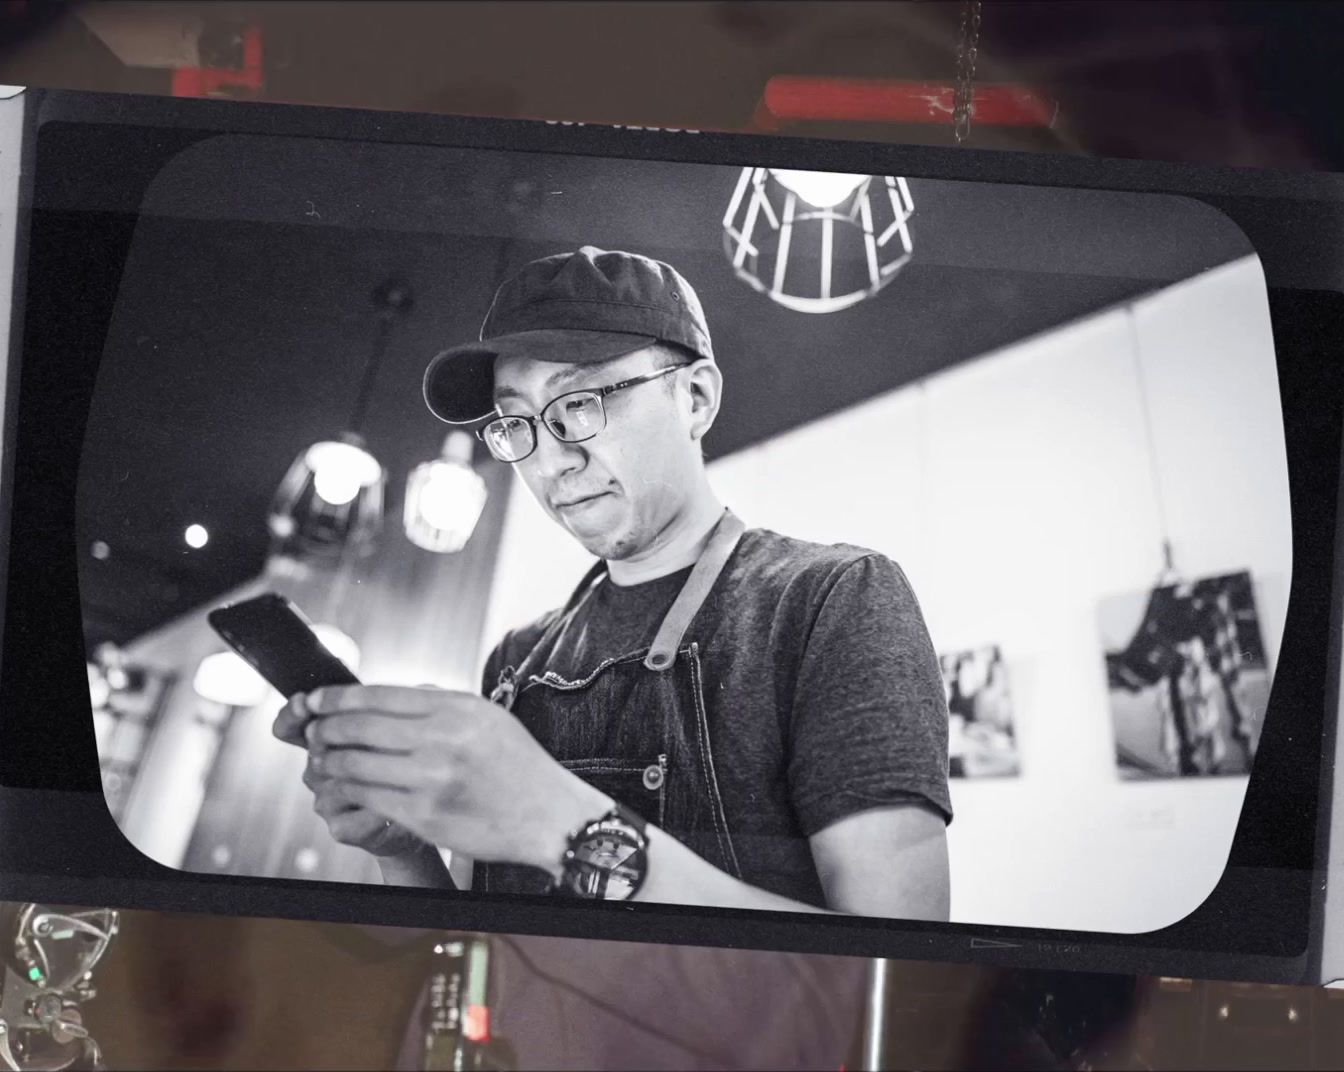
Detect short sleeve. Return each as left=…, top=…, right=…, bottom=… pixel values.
left=788, top=554, right=952, bottom=836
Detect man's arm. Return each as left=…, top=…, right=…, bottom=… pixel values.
left=641, top=803, right=950, bottom=918
left=366, top=796, right=946, bottom=915
left=809, top=802, right=950, bottom=918
left=299, top=683, right=950, bottom=918
left=535, top=784, right=947, bottom=918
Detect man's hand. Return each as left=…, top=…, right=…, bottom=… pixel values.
left=273, top=690, right=315, bottom=747
left=302, top=753, right=426, bottom=858
left=273, top=692, right=422, bottom=857
left=302, top=685, right=609, bottom=875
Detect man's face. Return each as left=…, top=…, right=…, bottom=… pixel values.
left=492, top=346, right=704, bottom=560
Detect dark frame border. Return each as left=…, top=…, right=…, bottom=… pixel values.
left=0, top=88, right=1339, bottom=985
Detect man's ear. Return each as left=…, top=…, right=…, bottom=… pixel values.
left=685, top=360, right=723, bottom=442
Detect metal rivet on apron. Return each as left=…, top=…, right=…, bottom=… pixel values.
left=649, top=651, right=671, bottom=669
left=642, top=763, right=665, bottom=791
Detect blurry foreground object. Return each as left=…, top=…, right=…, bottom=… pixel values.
left=421, top=935, right=515, bottom=1071
left=0, top=904, right=118, bottom=1071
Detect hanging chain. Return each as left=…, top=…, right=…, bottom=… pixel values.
left=952, top=0, right=983, bottom=145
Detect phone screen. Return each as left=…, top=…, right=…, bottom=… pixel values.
left=207, top=593, right=360, bottom=699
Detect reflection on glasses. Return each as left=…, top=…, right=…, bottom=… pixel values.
left=478, top=364, right=686, bottom=463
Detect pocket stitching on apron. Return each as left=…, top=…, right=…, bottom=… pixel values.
left=688, top=643, right=743, bottom=879
left=521, top=651, right=648, bottom=693
left=559, top=757, right=667, bottom=828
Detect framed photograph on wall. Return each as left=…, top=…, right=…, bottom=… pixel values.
left=1101, top=571, right=1271, bottom=779
left=940, top=646, right=1020, bottom=778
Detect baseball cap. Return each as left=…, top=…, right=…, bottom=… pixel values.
left=423, top=246, right=715, bottom=424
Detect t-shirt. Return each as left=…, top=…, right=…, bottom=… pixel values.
left=482, top=527, right=952, bottom=907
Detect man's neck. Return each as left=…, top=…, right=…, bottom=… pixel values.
left=607, top=491, right=726, bottom=587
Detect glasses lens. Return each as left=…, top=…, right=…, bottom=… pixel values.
left=483, top=416, right=534, bottom=462
left=543, top=392, right=605, bottom=442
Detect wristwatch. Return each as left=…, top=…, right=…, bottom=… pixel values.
left=555, top=802, right=649, bottom=900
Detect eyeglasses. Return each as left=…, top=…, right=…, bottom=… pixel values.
left=477, top=364, right=686, bottom=464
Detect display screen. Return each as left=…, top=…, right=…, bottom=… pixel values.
left=0, top=89, right=1339, bottom=983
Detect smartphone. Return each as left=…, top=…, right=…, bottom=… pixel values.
left=206, top=592, right=360, bottom=699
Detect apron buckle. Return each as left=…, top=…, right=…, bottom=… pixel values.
left=644, top=649, right=675, bottom=671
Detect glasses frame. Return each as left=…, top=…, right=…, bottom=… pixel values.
left=476, top=363, right=687, bottom=463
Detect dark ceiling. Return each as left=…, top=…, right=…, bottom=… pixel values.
left=63, top=129, right=1253, bottom=648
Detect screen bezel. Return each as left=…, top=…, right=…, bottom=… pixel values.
left=0, top=87, right=1340, bottom=985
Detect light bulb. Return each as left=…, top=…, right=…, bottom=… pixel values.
left=185, top=524, right=209, bottom=548
left=306, top=440, right=382, bottom=506
left=404, top=441, right=488, bottom=554
left=768, top=169, right=868, bottom=209
left=417, top=464, right=482, bottom=530
left=193, top=651, right=270, bottom=708
left=313, top=467, right=362, bottom=506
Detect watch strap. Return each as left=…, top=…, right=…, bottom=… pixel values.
left=606, top=801, right=647, bottom=839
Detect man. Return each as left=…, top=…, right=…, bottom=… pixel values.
left=274, top=245, right=952, bottom=919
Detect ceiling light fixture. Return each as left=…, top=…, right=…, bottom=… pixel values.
left=268, top=277, right=412, bottom=558
left=723, top=167, right=915, bottom=314
left=403, top=431, right=489, bottom=554
left=192, top=650, right=270, bottom=708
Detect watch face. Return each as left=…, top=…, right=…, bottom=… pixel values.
left=567, top=823, right=647, bottom=900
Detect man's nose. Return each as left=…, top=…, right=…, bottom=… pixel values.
left=529, top=426, right=586, bottom=480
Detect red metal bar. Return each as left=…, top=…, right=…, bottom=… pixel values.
left=171, top=26, right=264, bottom=98
left=758, top=76, right=1057, bottom=129
left=464, top=1004, right=491, bottom=1042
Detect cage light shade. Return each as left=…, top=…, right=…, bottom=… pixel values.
left=268, top=432, right=385, bottom=557
left=404, top=431, right=488, bottom=553
left=723, top=166, right=915, bottom=314
left=768, top=169, right=868, bottom=209
left=193, top=651, right=270, bottom=708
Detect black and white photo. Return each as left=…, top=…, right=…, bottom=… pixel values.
left=1101, top=571, right=1270, bottom=779
left=74, top=133, right=1290, bottom=934
left=940, top=646, right=1020, bottom=778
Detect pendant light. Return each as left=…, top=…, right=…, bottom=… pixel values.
left=403, top=430, right=488, bottom=553
left=268, top=278, right=413, bottom=558
left=723, top=167, right=915, bottom=314
left=192, top=650, right=271, bottom=709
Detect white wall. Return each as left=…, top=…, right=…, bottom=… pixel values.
left=478, top=255, right=1289, bottom=934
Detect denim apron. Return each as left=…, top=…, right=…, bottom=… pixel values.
left=475, top=510, right=746, bottom=895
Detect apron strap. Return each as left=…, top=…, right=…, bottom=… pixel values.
left=644, top=510, right=745, bottom=671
